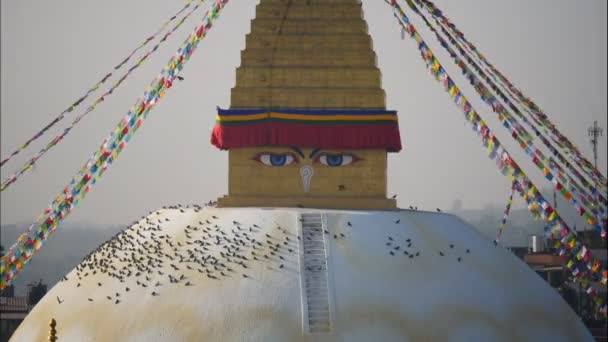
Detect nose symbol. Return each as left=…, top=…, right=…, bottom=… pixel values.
left=299, top=165, right=314, bottom=193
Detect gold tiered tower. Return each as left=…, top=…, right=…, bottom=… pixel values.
left=215, top=0, right=399, bottom=209
left=231, top=0, right=385, bottom=109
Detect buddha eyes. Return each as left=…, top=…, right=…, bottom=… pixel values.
left=254, top=153, right=298, bottom=166
left=253, top=152, right=360, bottom=167
left=315, top=153, right=357, bottom=167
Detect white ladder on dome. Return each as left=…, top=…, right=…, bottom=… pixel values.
left=300, top=212, right=331, bottom=334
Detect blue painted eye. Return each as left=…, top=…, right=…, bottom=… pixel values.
left=255, top=153, right=296, bottom=166
left=270, top=154, right=287, bottom=166
left=326, top=155, right=343, bottom=167
left=317, top=154, right=355, bottom=167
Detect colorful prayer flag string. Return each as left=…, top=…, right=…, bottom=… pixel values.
left=0, top=0, right=201, bottom=170
left=494, top=181, right=516, bottom=245
left=387, top=0, right=606, bottom=314
left=414, top=0, right=607, bottom=192
left=414, top=1, right=608, bottom=215
left=397, top=0, right=606, bottom=236
left=0, top=0, right=230, bottom=288
left=0, top=0, right=207, bottom=192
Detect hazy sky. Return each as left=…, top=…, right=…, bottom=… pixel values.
left=1, top=0, right=606, bottom=227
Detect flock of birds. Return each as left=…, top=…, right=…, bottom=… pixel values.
left=54, top=202, right=463, bottom=306
left=59, top=204, right=301, bottom=304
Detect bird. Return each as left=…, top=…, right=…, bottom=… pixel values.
left=388, top=236, right=393, bottom=241
left=391, top=194, right=397, bottom=199
left=347, top=222, right=352, bottom=227
left=436, top=208, right=441, bottom=212
left=466, top=249, right=470, bottom=253
left=439, top=252, right=444, bottom=256
left=457, top=257, right=462, bottom=262
left=394, top=219, right=400, bottom=224
left=56, top=296, right=63, bottom=304
left=389, top=251, right=395, bottom=256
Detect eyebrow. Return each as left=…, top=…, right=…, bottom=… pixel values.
left=309, top=148, right=322, bottom=159
left=290, top=147, right=305, bottom=159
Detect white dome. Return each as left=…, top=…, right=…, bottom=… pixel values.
left=11, top=207, right=592, bottom=341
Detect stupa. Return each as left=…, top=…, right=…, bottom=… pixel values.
left=10, top=0, right=592, bottom=340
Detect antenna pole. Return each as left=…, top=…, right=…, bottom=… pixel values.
left=587, top=120, right=603, bottom=235
left=588, top=120, right=603, bottom=170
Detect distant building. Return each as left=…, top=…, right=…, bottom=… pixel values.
left=0, top=280, right=47, bottom=341
left=507, top=246, right=528, bottom=261
left=0, top=285, right=14, bottom=298
left=519, top=234, right=607, bottom=340
left=0, top=296, right=29, bottom=342
left=524, top=252, right=567, bottom=288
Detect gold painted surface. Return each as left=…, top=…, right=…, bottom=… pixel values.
left=255, top=3, right=364, bottom=20
left=224, top=147, right=389, bottom=209
left=236, top=67, right=381, bottom=88
left=225, top=0, right=392, bottom=209
left=250, top=18, right=368, bottom=35
left=216, top=195, right=397, bottom=210
left=230, top=0, right=385, bottom=110
left=230, top=87, right=386, bottom=109
left=245, top=33, right=372, bottom=50
left=240, top=48, right=377, bottom=68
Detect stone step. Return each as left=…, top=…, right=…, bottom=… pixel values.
left=307, top=310, right=330, bottom=317
left=307, top=304, right=330, bottom=310
left=300, top=212, right=331, bottom=334
left=305, top=283, right=328, bottom=289
left=307, top=312, right=329, bottom=317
